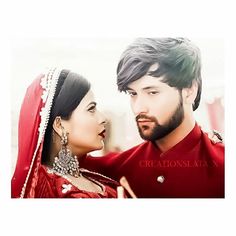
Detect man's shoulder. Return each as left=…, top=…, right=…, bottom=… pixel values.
left=200, top=130, right=224, bottom=165
left=201, top=129, right=224, bottom=150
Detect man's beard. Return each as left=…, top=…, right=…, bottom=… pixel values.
left=136, top=95, right=184, bottom=141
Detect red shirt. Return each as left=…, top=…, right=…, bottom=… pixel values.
left=82, top=123, right=224, bottom=198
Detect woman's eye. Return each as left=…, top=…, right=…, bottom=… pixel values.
left=88, top=106, right=96, bottom=113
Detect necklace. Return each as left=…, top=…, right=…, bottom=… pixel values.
left=50, top=167, right=107, bottom=195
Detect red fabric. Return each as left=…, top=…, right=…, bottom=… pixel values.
left=81, top=123, right=224, bottom=198
left=12, top=74, right=45, bottom=198
left=35, top=165, right=119, bottom=198
left=11, top=72, right=121, bottom=198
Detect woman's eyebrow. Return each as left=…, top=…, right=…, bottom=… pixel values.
left=86, top=101, right=97, bottom=108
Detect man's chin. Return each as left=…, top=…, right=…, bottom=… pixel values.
left=139, top=131, right=153, bottom=140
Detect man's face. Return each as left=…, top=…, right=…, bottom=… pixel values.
left=127, top=74, right=184, bottom=141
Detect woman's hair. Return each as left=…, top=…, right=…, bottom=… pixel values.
left=117, top=38, right=202, bottom=111
left=42, top=69, right=91, bottom=164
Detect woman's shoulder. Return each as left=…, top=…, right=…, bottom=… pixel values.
left=34, top=165, right=58, bottom=197
left=36, top=165, right=118, bottom=198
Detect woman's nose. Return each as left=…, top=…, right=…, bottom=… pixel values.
left=99, top=111, right=107, bottom=125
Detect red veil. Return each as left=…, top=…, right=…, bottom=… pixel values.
left=12, top=68, right=62, bottom=198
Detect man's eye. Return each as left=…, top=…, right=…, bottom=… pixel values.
left=148, top=91, right=159, bottom=95
left=127, top=91, right=137, bottom=97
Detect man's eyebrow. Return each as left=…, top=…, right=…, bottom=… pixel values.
left=142, top=86, right=160, bottom=90
left=126, top=87, right=134, bottom=91
left=126, top=86, right=160, bottom=91
left=86, top=101, right=97, bottom=108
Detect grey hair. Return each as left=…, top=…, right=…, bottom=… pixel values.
left=117, top=38, right=202, bottom=111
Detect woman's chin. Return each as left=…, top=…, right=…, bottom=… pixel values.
left=96, top=143, right=104, bottom=150
left=90, top=142, right=104, bottom=152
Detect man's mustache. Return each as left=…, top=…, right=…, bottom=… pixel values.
left=135, top=114, right=158, bottom=123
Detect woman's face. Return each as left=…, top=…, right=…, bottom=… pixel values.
left=62, top=89, right=106, bottom=156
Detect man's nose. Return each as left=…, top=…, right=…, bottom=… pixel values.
left=132, top=98, right=148, bottom=115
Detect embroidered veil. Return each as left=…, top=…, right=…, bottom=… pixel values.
left=12, top=68, right=62, bottom=198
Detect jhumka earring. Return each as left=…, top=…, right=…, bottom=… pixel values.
left=52, top=125, right=80, bottom=177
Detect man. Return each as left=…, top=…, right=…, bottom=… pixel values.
left=82, top=38, right=224, bottom=198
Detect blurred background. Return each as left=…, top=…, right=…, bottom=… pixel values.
left=11, top=38, right=224, bottom=173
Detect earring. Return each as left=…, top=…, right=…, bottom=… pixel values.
left=52, top=125, right=80, bottom=177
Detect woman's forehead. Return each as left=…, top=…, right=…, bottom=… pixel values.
left=77, top=89, right=95, bottom=108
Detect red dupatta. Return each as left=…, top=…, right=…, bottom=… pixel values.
left=11, top=68, right=62, bottom=198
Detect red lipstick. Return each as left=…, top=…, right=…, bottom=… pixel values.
left=99, top=129, right=106, bottom=138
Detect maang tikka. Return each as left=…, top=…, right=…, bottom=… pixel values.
left=52, top=124, right=80, bottom=178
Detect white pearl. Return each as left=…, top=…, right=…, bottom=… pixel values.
left=157, top=175, right=165, bottom=183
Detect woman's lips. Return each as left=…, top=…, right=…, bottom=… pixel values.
left=99, top=129, right=106, bottom=138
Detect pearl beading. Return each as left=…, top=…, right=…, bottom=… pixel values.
left=20, top=67, right=62, bottom=198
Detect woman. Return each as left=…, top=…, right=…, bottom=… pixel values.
left=11, top=68, right=125, bottom=198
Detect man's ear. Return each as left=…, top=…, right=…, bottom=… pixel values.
left=52, top=116, right=62, bottom=137
left=182, top=82, right=198, bottom=105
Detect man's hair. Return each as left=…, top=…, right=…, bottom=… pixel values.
left=117, top=38, right=202, bottom=111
